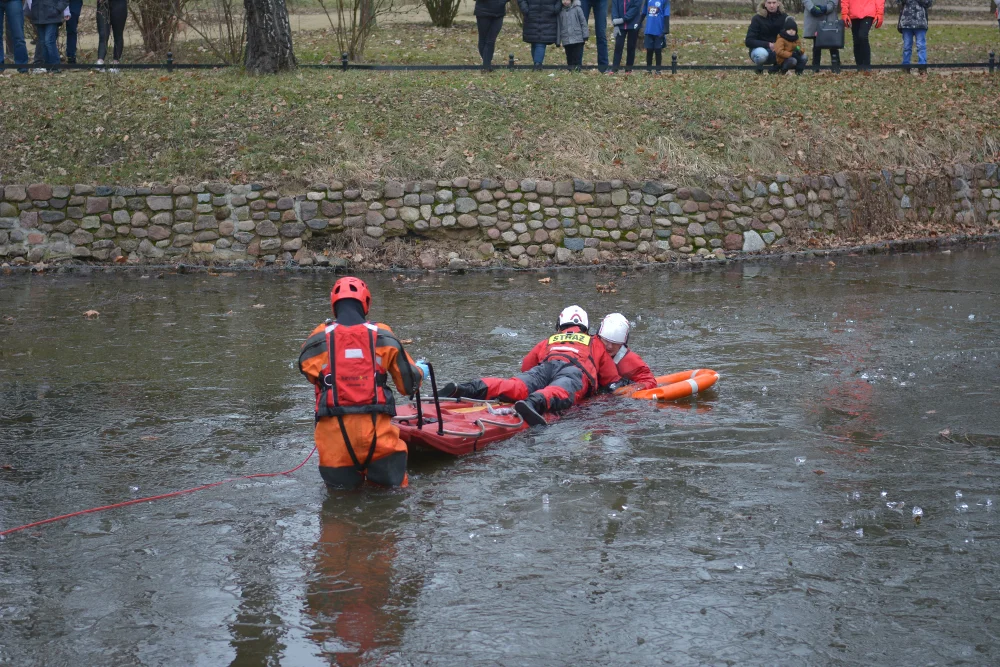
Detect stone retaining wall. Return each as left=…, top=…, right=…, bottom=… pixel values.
left=2, top=164, right=998, bottom=268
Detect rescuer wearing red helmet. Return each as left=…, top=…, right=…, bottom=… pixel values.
left=298, top=277, right=428, bottom=489
left=597, top=313, right=657, bottom=391
left=440, top=305, right=621, bottom=427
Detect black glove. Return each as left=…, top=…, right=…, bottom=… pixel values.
left=810, top=4, right=825, bottom=15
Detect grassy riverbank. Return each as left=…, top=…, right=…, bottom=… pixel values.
left=1, top=69, right=998, bottom=187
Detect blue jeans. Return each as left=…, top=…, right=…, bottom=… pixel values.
left=0, top=0, right=29, bottom=71
left=36, top=22, right=60, bottom=67
left=901, top=28, right=927, bottom=65
left=531, top=42, right=546, bottom=66
left=581, top=0, right=609, bottom=71
left=749, top=47, right=776, bottom=66
left=66, top=0, right=83, bottom=61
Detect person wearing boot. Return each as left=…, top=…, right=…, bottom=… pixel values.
left=298, top=277, right=429, bottom=489
left=773, top=15, right=808, bottom=73
left=898, top=0, right=932, bottom=74
left=440, top=305, right=621, bottom=426
left=803, top=0, right=841, bottom=72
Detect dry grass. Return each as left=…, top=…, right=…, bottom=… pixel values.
left=1, top=68, right=998, bottom=188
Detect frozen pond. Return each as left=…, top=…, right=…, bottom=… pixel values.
left=2, top=246, right=999, bottom=665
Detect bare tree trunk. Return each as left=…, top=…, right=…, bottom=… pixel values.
left=361, top=0, right=376, bottom=30
left=244, top=0, right=296, bottom=74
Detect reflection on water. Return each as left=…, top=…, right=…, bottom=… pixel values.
left=1, top=246, right=999, bottom=665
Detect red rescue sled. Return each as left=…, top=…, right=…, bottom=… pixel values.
left=395, top=397, right=547, bottom=456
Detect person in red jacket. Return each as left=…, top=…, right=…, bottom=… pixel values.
left=841, top=0, right=884, bottom=70
left=440, top=305, right=621, bottom=426
left=597, top=313, right=657, bottom=390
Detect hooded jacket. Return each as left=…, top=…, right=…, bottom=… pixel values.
left=557, top=0, right=590, bottom=46
left=897, top=0, right=932, bottom=30
left=745, top=0, right=788, bottom=53
left=803, top=0, right=840, bottom=38
left=518, top=0, right=562, bottom=44
left=841, top=0, right=884, bottom=21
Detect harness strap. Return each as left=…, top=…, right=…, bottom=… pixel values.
left=545, top=352, right=598, bottom=395
left=336, top=413, right=379, bottom=471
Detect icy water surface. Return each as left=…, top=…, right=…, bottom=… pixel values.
left=1, top=247, right=999, bottom=666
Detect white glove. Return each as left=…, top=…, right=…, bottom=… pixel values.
left=612, top=18, right=624, bottom=25
left=24, top=0, right=31, bottom=11
left=63, top=6, right=71, bottom=19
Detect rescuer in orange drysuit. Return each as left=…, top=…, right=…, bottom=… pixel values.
left=440, top=305, right=621, bottom=426
left=596, top=312, right=658, bottom=391
left=298, top=277, right=427, bottom=489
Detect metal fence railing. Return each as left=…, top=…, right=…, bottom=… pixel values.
left=1, top=51, right=995, bottom=74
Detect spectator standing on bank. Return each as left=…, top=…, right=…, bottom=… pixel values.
left=581, top=0, right=609, bottom=72
left=610, top=0, right=643, bottom=73
left=27, top=0, right=70, bottom=73
left=556, top=0, right=589, bottom=71
left=897, top=0, right=932, bottom=74
left=475, top=0, right=508, bottom=72
left=65, top=0, right=81, bottom=63
left=642, top=0, right=668, bottom=74
left=841, top=0, right=883, bottom=70
left=519, top=0, right=561, bottom=69
left=0, top=0, right=30, bottom=72
left=803, top=0, right=841, bottom=72
left=745, top=0, right=789, bottom=73
left=96, top=0, right=128, bottom=69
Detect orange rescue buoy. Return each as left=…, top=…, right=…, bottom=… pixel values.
left=626, top=369, right=719, bottom=401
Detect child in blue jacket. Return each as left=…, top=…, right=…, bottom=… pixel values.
left=610, top=0, right=643, bottom=73
left=643, top=0, right=669, bottom=73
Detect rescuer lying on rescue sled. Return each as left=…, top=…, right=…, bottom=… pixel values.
left=440, top=305, right=621, bottom=427
left=596, top=312, right=657, bottom=391
left=298, top=277, right=429, bottom=489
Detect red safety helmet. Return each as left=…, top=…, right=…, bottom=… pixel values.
left=330, top=276, right=372, bottom=315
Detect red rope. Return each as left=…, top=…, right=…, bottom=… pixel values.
left=0, top=446, right=316, bottom=539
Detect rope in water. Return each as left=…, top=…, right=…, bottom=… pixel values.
left=0, top=446, right=317, bottom=539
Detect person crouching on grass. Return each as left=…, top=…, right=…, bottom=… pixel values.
left=773, top=16, right=808, bottom=73
left=557, top=0, right=589, bottom=71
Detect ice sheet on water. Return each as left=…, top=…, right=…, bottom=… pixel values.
left=912, top=506, right=923, bottom=518
left=955, top=490, right=963, bottom=499
left=795, top=456, right=806, bottom=465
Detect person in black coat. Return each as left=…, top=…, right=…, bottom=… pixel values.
left=475, top=0, right=509, bottom=71
left=745, top=0, right=788, bottom=72
left=518, top=0, right=562, bottom=68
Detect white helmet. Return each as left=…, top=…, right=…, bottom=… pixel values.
left=598, top=313, right=630, bottom=345
left=557, top=305, right=589, bottom=332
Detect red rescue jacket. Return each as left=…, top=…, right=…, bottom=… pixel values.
left=612, top=347, right=657, bottom=390
left=521, top=325, right=621, bottom=396
left=315, top=322, right=394, bottom=419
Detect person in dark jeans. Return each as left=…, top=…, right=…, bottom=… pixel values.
left=475, top=0, right=508, bottom=71
left=610, top=0, right=642, bottom=73
left=581, top=0, right=609, bottom=72
left=841, top=0, right=883, bottom=70
left=0, top=0, right=30, bottom=72
left=65, top=0, right=82, bottom=63
left=96, top=0, right=127, bottom=67
left=28, top=0, right=69, bottom=72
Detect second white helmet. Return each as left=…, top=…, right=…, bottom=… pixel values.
left=557, top=305, right=589, bottom=332
left=598, top=313, right=630, bottom=345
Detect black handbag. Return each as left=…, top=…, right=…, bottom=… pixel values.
left=815, top=17, right=845, bottom=49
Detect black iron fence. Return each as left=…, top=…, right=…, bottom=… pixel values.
left=1, top=51, right=996, bottom=73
